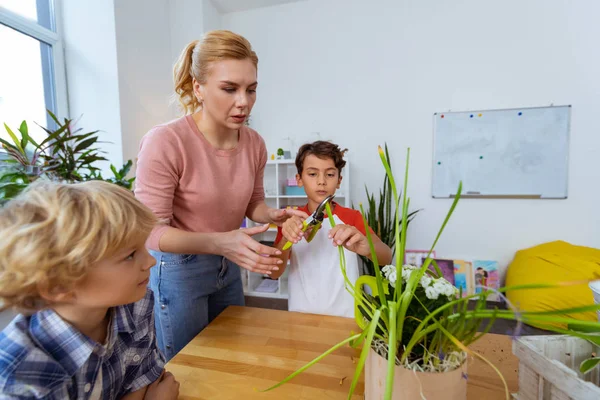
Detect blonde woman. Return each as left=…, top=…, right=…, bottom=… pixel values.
left=135, top=30, right=307, bottom=360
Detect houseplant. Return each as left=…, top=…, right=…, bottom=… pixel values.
left=1, top=110, right=136, bottom=204
left=359, top=143, right=420, bottom=276
left=261, top=146, right=600, bottom=399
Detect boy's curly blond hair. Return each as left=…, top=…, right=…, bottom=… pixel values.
left=0, top=180, right=157, bottom=312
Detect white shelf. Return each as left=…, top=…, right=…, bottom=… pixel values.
left=244, top=289, right=288, bottom=299
left=243, top=157, right=351, bottom=300
left=267, top=159, right=295, bottom=165
left=243, top=269, right=289, bottom=299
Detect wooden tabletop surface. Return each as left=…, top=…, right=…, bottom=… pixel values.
left=166, top=306, right=519, bottom=399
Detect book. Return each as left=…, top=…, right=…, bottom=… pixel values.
left=405, top=250, right=436, bottom=267
left=473, top=260, right=500, bottom=301
left=255, top=279, right=279, bottom=293
left=423, top=257, right=455, bottom=285
left=452, top=259, right=474, bottom=297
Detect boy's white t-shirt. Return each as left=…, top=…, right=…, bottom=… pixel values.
left=277, top=203, right=369, bottom=319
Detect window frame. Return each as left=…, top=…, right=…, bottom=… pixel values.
left=0, top=0, right=68, bottom=132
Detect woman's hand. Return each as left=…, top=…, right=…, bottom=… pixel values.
left=268, top=207, right=309, bottom=227
left=216, top=224, right=284, bottom=274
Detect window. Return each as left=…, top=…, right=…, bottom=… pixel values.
left=0, top=0, right=67, bottom=144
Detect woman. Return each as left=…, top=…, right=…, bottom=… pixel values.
left=135, top=30, right=306, bottom=360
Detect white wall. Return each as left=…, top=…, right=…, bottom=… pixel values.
left=223, top=0, right=600, bottom=278
left=62, top=0, right=220, bottom=177
left=203, top=0, right=222, bottom=32
left=114, top=0, right=174, bottom=166
left=169, top=0, right=223, bottom=65
left=62, top=0, right=217, bottom=175
left=62, top=0, right=123, bottom=172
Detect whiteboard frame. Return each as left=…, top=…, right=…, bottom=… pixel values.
left=431, top=104, right=571, bottom=199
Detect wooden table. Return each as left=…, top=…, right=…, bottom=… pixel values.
left=166, top=306, right=519, bottom=399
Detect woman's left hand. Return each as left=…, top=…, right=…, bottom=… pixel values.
left=268, top=208, right=309, bottom=227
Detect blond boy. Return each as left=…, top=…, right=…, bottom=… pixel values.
left=0, top=181, right=179, bottom=399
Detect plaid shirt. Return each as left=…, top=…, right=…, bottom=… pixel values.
left=0, top=289, right=165, bottom=399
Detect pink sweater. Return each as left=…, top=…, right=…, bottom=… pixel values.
left=134, top=115, right=267, bottom=251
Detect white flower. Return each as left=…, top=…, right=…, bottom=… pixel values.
left=382, top=265, right=394, bottom=279
left=425, top=285, right=439, bottom=300
left=381, top=263, right=459, bottom=299
left=388, top=271, right=397, bottom=288
left=420, top=274, right=432, bottom=288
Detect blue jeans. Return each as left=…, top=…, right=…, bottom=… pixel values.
left=148, top=251, right=245, bottom=361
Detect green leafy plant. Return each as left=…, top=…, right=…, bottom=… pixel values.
left=567, top=322, right=600, bottom=374
left=0, top=117, right=66, bottom=201
left=359, top=143, right=420, bottom=276
left=260, top=146, right=600, bottom=399
left=1, top=110, right=134, bottom=204
left=39, top=111, right=108, bottom=182
left=0, top=166, right=29, bottom=206
left=277, top=148, right=284, bottom=157
left=86, top=160, right=135, bottom=190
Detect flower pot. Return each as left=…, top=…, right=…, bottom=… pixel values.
left=25, top=165, right=41, bottom=176
left=365, top=348, right=467, bottom=400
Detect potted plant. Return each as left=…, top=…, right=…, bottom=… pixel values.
left=0, top=117, right=63, bottom=202
left=276, top=148, right=284, bottom=160
left=85, top=159, right=136, bottom=190
left=1, top=110, right=136, bottom=204
left=359, top=143, right=420, bottom=276
left=261, top=146, right=600, bottom=399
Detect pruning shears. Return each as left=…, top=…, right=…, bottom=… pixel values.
left=282, top=194, right=335, bottom=250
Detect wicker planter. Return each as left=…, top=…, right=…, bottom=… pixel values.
left=365, top=348, right=468, bottom=399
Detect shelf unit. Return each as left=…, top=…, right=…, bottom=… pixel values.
left=242, top=159, right=351, bottom=299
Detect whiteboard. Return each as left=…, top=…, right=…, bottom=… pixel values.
left=432, top=105, right=571, bottom=199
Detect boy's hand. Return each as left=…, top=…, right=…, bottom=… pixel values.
left=281, top=215, right=310, bottom=245
left=144, top=370, right=180, bottom=400
left=329, top=225, right=370, bottom=256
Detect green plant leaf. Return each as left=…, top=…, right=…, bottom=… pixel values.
left=349, top=309, right=381, bottom=398
left=73, top=137, right=99, bottom=153
left=568, top=322, right=600, bottom=333
left=46, top=109, right=61, bottom=126
left=580, top=357, right=600, bottom=374
left=385, top=302, right=397, bottom=399
left=257, top=333, right=362, bottom=393
left=121, top=159, right=132, bottom=176
left=110, top=164, right=120, bottom=179
left=359, top=203, right=387, bottom=309
left=18, top=120, right=29, bottom=150
left=3, top=123, right=25, bottom=154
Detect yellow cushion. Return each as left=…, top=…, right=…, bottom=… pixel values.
left=505, top=241, right=600, bottom=329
